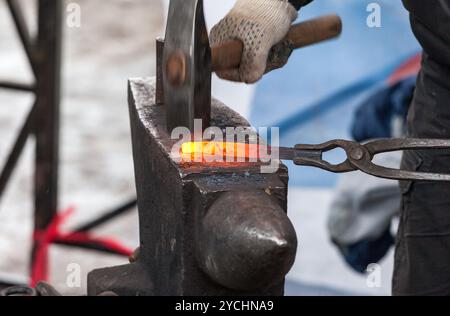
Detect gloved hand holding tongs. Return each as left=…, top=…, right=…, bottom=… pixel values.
left=207, top=0, right=450, bottom=182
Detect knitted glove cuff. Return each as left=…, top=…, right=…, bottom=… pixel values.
left=210, top=0, right=298, bottom=83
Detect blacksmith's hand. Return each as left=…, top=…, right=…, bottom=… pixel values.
left=210, top=0, right=298, bottom=84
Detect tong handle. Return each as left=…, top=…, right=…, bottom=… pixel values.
left=354, top=138, right=450, bottom=182
left=364, top=138, right=450, bottom=154
left=211, top=14, right=342, bottom=73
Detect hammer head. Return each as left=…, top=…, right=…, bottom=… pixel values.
left=163, top=0, right=211, bottom=133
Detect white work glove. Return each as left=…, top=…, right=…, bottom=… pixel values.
left=210, top=0, right=298, bottom=83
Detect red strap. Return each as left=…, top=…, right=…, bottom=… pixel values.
left=31, top=207, right=133, bottom=287
left=388, top=53, right=422, bottom=85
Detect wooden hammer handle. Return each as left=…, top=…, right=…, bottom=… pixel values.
left=211, top=14, right=342, bottom=73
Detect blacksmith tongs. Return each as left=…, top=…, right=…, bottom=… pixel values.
left=281, top=138, right=450, bottom=182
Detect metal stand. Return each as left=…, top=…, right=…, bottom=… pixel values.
left=0, top=0, right=136, bottom=288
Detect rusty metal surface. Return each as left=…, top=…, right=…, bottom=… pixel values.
left=155, top=37, right=165, bottom=105
left=1, top=282, right=62, bottom=297
left=32, top=1, right=63, bottom=269
left=0, top=285, right=37, bottom=297
left=88, top=78, right=294, bottom=296
left=293, top=139, right=450, bottom=182
left=163, top=0, right=211, bottom=132
left=0, top=0, right=63, bottom=283
left=34, top=282, right=62, bottom=296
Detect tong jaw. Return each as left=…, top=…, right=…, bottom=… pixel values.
left=163, top=0, right=211, bottom=132
left=293, top=140, right=358, bottom=173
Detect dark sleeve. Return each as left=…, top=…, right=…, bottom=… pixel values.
left=402, top=0, right=450, bottom=69
left=401, top=0, right=450, bottom=140
left=288, top=0, right=313, bottom=10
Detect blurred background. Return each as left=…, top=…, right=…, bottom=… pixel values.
left=0, top=0, right=420, bottom=295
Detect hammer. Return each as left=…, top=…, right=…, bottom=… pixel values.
left=211, top=14, right=342, bottom=73
left=166, top=14, right=343, bottom=85
left=162, top=0, right=342, bottom=132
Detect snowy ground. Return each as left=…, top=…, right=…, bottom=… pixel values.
left=0, top=0, right=393, bottom=295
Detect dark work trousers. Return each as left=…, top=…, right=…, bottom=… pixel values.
left=393, top=1, right=450, bottom=295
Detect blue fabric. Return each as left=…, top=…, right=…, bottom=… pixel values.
left=334, top=228, right=395, bottom=274
left=352, top=76, right=416, bottom=142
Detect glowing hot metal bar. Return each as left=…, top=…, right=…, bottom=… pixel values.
left=182, top=142, right=262, bottom=160
left=180, top=141, right=297, bottom=162
left=181, top=139, right=450, bottom=182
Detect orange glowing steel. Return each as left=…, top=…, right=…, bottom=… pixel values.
left=181, top=142, right=270, bottom=161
